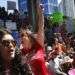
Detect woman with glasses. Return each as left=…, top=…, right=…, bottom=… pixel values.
left=0, top=28, right=32, bottom=75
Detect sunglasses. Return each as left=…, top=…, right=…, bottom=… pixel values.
left=2, top=40, right=16, bottom=47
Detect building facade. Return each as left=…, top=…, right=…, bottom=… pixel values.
left=61, top=0, right=75, bottom=18
left=58, top=0, right=75, bottom=33
left=41, top=0, right=58, bottom=16
left=0, top=0, right=18, bottom=13
left=18, top=0, right=27, bottom=14
left=58, top=0, right=63, bottom=13
left=18, top=0, right=60, bottom=16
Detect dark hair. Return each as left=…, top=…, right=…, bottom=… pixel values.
left=0, top=28, right=11, bottom=42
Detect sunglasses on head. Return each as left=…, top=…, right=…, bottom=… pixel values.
left=2, top=40, right=16, bottom=47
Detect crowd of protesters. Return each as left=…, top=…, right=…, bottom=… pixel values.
left=0, top=6, right=20, bottom=21
left=0, top=6, right=25, bottom=30
left=45, top=32, right=75, bottom=75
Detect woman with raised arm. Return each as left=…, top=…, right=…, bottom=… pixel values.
left=20, top=1, right=51, bottom=75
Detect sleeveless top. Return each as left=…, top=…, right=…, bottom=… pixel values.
left=21, top=42, right=45, bottom=63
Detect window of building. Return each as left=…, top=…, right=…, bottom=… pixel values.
left=53, top=6, right=58, bottom=12
left=19, top=0, right=27, bottom=12
left=49, top=0, right=58, bottom=4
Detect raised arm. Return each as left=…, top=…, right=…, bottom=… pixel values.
left=35, top=1, right=44, bottom=47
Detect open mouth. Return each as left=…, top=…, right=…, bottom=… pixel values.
left=10, top=51, right=15, bottom=58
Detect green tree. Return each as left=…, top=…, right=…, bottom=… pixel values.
left=50, top=11, right=63, bottom=25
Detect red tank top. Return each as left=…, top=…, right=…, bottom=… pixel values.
left=21, top=42, right=45, bottom=60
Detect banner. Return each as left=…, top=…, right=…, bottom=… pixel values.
left=7, top=1, right=16, bottom=10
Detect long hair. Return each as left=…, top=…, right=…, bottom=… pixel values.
left=0, top=28, right=11, bottom=42
left=20, top=28, right=40, bottom=48
left=0, top=29, right=22, bottom=74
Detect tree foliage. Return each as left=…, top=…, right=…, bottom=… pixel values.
left=50, top=11, right=63, bottom=24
